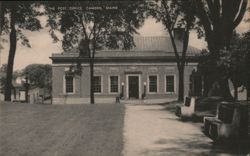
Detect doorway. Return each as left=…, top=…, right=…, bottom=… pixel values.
left=128, top=76, right=139, bottom=99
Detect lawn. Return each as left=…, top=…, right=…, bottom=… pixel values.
left=0, top=102, right=124, bottom=156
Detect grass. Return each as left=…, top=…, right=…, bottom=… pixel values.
left=0, top=102, right=124, bottom=156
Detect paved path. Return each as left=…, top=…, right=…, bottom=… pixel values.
left=122, top=104, right=250, bottom=156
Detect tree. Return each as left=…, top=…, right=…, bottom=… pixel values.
left=0, top=1, right=42, bottom=101
left=199, top=31, right=250, bottom=100
left=231, top=31, right=250, bottom=100
left=22, top=64, right=52, bottom=101
left=45, top=1, right=145, bottom=104
left=147, top=0, right=196, bottom=101
left=0, top=64, right=7, bottom=87
left=22, top=64, right=52, bottom=88
left=194, top=0, right=248, bottom=99
left=0, top=64, right=22, bottom=94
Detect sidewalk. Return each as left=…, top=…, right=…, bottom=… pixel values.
left=122, top=104, right=249, bottom=156
left=121, top=98, right=177, bottom=105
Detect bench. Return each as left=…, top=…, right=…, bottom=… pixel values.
left=175, top=97, right=196, bottom=118
left=203, top=102, right=249, bottom=142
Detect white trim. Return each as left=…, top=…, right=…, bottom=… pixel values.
left=126, top=74, right=142, bottom=99
left=165, top=74, right=176, bottom=94
left=147, top=74, right=159, bottom=94
left=63, top=75, right=75, bottom=95
left=93, top=75, right=103, bottom=94
left=108, top=75, right=120, bottom=94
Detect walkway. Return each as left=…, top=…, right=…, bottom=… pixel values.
left=122, top=104, right=250, bottom=156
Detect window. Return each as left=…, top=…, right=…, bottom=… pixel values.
left=166, top=75, right=175, bottom=93
left=149, top=75, right=157, bottom=92
left=93, top=76, right=102, bottom=93
left=110, top=76, right=119, bottom=93
left=65, top=75, right=74, bottom=93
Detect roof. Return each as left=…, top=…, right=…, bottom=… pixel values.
left=124, top=36, right=199, bottom=53
left=51, top=36, right=200, bottom=62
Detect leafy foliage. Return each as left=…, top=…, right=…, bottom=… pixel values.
left=195, top=0, right=248, bottom=51
left=0, top=64, right=22, bottom=88
left=45, top=1, right=146, bottom=53
left=22, top=64, right=52, bottom=89
left=146, top=0, right=197, bottom=101
left=199, top=31, right=250, bottom=91
left=0, top=64, right=7, bottom=87
left=228, top=31, right=250, bottom=89
left=44, top=1, right=146, bottom=104
left=194, top=0, right=248, bottom=98
left=0, top=1, right=42, bottom=47
left=1, top=1, right=43, bottom=101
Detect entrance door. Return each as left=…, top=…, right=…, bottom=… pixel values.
left=129, top=76, right=139, bottom=99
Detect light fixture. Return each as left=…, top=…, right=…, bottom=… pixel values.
left=120, top=82, right=125, bottom=99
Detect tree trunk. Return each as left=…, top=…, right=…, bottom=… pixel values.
left=219, top=78, right=233, bottom=100
left=178, top=66, right=184, bottom=102
left=4, top=8, right=16, bottom=101
left=205, top=33, right=233, bottom=99
left=203, top=69, right=216, bottom=97
left=90, top=58, right=94, bottom=104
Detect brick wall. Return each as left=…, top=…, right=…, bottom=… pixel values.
left=52, top=63, right=196, bottom=104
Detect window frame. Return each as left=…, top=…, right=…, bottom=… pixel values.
left=165, top=74, right=176, bottom=94
left=109, top=75, right=120, bottom=94
left=147, top=75, right=158, bottom=94
left=63, top=74, right=75, bottom=94
left=93, top=75, right=103, bottom=94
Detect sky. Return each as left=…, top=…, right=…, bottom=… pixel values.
left=0, top=9, right=249, bottom=71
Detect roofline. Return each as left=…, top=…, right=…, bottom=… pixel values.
left=50, top=56, right=199, bottom=63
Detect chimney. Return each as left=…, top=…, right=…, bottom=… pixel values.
left=174, top=28, right=185, bottom=41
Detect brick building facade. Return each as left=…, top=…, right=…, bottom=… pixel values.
left=50, top=36, right=200, bottom=104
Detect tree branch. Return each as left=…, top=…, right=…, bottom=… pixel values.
left=170, top=14, right=178, bottom=31
left=196, top=0, right=212, bottom=39
left=233, top=0, right=248, bottom=29
left=79, top=14, right=89, bottom=40
left=213, top=0, right=221, bottom=22
left=181, top=0, right=193, bottom=67
left=161, top=0, right=181, bottom=68
left=231, top=0, right=242, bottom=21
left=206, top=0, right=216, bottom=23
left=92, top=20, right=97, bottom=59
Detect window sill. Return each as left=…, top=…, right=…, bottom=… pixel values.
left=109, top=92, right=119, bottom=95
left=165, top=92, right=175, bottom=95
left=94, top=93, right=102, bottom=95
left=148, top=92, right=158, bottom=94
left=63, top=93, right=75, bottom=95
